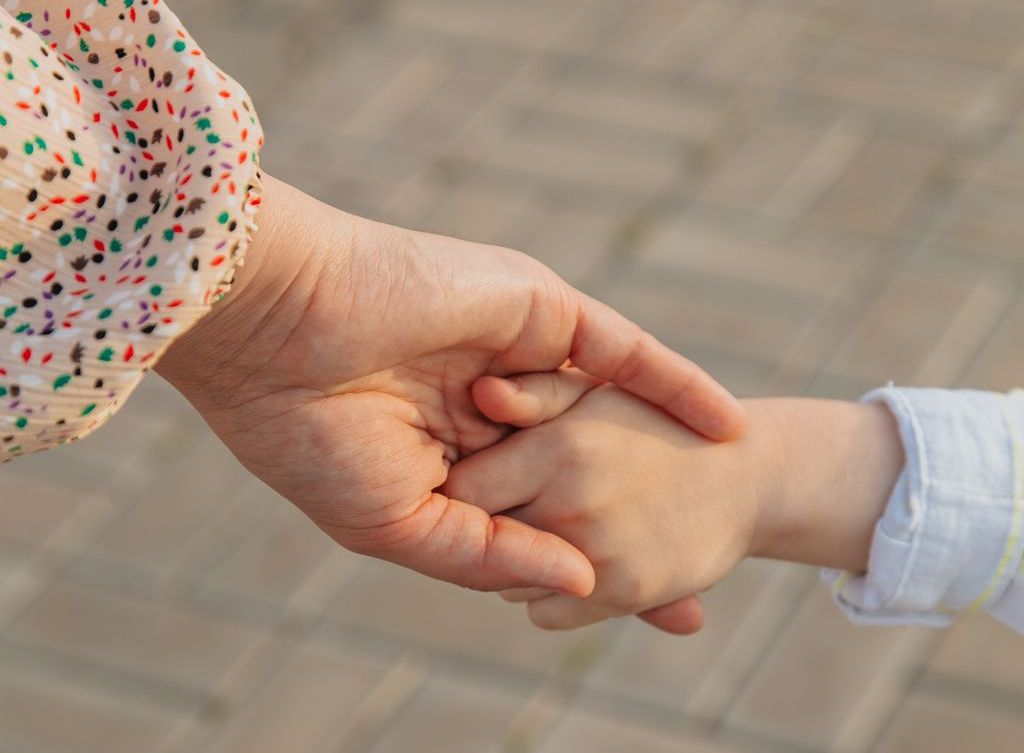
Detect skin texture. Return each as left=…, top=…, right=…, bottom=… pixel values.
left=446, top=371, right=904, bottom=633
left=155, top=176, right=745, bottom=603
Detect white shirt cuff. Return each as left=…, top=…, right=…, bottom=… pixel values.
left=822, top=387, right=1024, bottom=633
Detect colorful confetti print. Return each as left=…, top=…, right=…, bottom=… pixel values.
left=0, top=0, right=263, bottom=458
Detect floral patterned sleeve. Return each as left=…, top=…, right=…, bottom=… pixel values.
left=0, top=1, right=263, bottom=459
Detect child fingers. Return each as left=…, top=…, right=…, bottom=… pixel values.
left=500, top=587, right=556, bottom=603
left=472, top=369, right=602, bottom=428
left=443, top=433, right=551, bottom=515
left=637, top=596, right=706, bottom=635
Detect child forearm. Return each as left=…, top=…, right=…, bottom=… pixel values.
left=743, top=399, right=905, bottom=573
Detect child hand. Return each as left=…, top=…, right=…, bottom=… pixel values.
left=446, top=371, right=769, bottom=631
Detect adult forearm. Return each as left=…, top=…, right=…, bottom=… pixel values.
left=746, top=398, right=905, bottom=573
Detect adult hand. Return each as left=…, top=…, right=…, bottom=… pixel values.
left=156, top=176, right=744, bottom=606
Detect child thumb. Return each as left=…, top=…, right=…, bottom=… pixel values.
left=473, top=369, right=602, bottom=428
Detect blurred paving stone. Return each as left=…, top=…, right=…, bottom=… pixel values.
left=0, top=545, right=25, bottom=582
left=847, top=4, right=1024, bottom=68
left=203, top=643, right=390, bottom=753
left=603, top=275, right=815, bottom=369
left=476, top=122, right=682, bottom=198
left=0, top=670, right=175, bottom=753
left=941, top=186, right=1024, bottom=261
left=908, top=275, right=1015, bottom=385
left=264, top=26, right=435, bottom=135
left=618, top=0, right=747, bottom=71
left=695, top=6, right=811, bottom=86
left=156, top=479, right=285, bottom=598
left=386, top=0, right=597, bottom=53
left=585, top=561, right=806, bottom=720
left=800, top=38, right=997, bottom=123
left=981, top=2, right=1024, bottom=36
left=341, top=50, right=459, bottom=140
left=825, top=272, right=978, bottom=384
left=329, top=562, right=615, bottom=677
left=533, top=72, right=725, bottom=144
left=807, top=137, right=942, bottom=237
left=702, top=119, right=830, bottom=214
left=520, top=205, right=621, bottom=285
left=0, top=473, right=87, bottom=548
left=928, top=614, right=1024, bottom=695
left=195, top=493, right=361, bottom=613
left=393, top=66, right=533, bottom=150
left=368, top=673, right=526, bottom=753
left=420, top=183, right=548, bottom=250
left=874, top=694, right=1024, bottom=753
left=961, top=296, right=1024, bottom=390
left=5, top=582, right=263, bottom=692
left=639, top=216, right=865, bottom=299
left=766, top=117, right=873, bottom=220
left=534, top=709, right=746, bottom=753
left=429, top=61, right=559, bottom=159
left=266, top=135, right=440, bottom=222
left=959, top=134, right=1024, bottom=194
left=726, top=588, right=931, bottom=750
left=85, top=434, right=250, bottom=581
left=586, top=0, right=700, bottom=69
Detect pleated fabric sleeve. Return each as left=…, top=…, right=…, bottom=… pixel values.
left=0, top=0, right=263, bottom=458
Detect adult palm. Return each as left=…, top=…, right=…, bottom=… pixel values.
left=157, top=177, right=742, bottom=624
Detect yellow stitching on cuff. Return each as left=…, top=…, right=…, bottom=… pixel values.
left=1016, top=392, right=1024, bottom=578
left=968, top=392, right=1024, bottom=612
left=832, top=572, right=853, bottom=599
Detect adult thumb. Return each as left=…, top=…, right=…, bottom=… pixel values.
left=340, top=492, right=596, bottom=597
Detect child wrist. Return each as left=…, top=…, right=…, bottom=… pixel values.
left=739, top=400, right=792, bottom=561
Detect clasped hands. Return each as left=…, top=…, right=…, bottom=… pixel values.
left=156, top=176, right=757, bottom=636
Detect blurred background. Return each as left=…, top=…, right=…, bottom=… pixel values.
left=2, top=0, right=1024, bottom=750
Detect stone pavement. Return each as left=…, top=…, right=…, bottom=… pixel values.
left=3, top=0, right=1024, bottom=750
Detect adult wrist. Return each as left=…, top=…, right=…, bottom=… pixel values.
left=153, top=175, right=357, bottom=414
